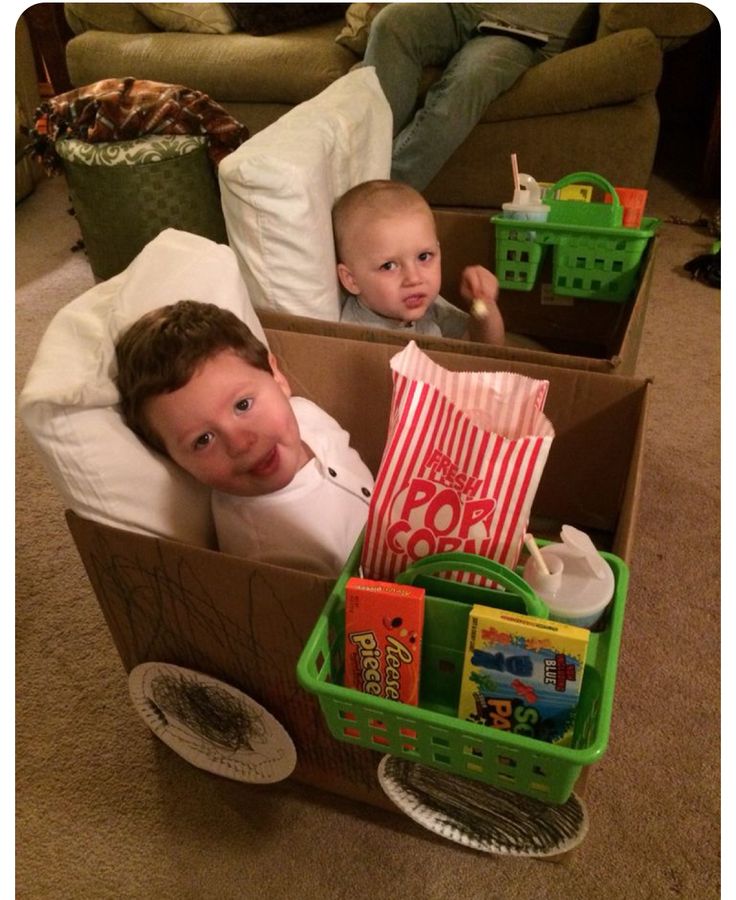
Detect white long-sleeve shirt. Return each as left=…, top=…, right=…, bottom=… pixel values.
left=212, top=397, right=374, bottom=576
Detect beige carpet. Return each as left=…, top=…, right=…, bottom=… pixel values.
left=16, top=165, right=719, bottom=897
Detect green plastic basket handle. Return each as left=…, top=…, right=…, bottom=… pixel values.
left=549, top=171, right=620, bottom=208
left=395, top=551, right=549, bottom=619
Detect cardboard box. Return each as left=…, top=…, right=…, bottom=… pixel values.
left=258, top=208, right=655, bottom=376
left=66, top=328, right=649, bottom=811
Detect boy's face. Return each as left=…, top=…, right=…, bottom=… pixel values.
left=145, top=349, right=311, bottom=497
left=337, top=206, right=442, bottom=324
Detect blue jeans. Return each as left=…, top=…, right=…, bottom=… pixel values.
left=363, top=3, right=542, bottom=190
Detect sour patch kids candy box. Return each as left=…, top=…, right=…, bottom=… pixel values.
left=458, top=605, right=590, bottom=745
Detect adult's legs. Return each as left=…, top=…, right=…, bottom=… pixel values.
left=391, top=35, right=539, bottom=191
left=363, top=4, right=480, bottom=137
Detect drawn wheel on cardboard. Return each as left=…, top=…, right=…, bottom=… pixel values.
left=377, top=756, right=588, bottom=857
left=128, top=662, right=296, bottom=784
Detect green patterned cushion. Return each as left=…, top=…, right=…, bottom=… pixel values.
left=55, top=134, right=206, bottom=166
left=58, top=135, right=227, bottom=280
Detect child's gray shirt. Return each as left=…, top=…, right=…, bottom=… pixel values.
left=340, top=294, right=469, bottom=339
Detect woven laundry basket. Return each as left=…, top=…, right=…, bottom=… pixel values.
left=57, top=135, right=228, bottom=280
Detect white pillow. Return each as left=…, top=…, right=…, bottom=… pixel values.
left=218, top=65, right=392, bottom=321
left=19, top=229, right=268, bottom=548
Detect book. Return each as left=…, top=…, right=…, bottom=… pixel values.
left=477, top=19, right=549, bottom=46
left=344, top=577, right=425, bottom=705
left=457, top=605, right=590, bottom=745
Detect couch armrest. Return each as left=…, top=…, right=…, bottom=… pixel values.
left=484, top=27, right=662, bottom=123
left=64, top=3, right=155, bottom=35
left=598, top=3, right=714, bottom=49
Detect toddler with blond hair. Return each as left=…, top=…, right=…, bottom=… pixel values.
left=333, top=179, right=504, bottom=344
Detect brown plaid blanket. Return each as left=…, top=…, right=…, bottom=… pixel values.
left=29, top=77, right=249, bottom=174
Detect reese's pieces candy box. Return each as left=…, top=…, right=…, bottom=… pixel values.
left=344, top=577, right=425, bottom=705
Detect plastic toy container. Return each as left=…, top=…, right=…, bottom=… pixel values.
left=492, top=171, right=659, bottom=302
left=297, top=541, right=629, bottom=805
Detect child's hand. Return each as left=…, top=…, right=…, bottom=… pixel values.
left=459, top=265, right=499, bottom=307
left=459, top=266, right=505, bottom=345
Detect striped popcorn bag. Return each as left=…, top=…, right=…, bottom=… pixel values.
left=361, top=342, right=555, bottom=584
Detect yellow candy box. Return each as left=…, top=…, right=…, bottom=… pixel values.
left=457, top=605, right=590, bottom=745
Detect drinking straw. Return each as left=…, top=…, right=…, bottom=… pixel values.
left=511, top=153, right=520, bottom=192
left=524, top=532, right=550, bottom=575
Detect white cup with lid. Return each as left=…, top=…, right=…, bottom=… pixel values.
left=522, top=525, right=614, bottom=629
left=502, top=173, right=550, bottom=222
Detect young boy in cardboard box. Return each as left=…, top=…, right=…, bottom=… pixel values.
left=333, top=180, right=505, bottom=345
left=115, top=300, right=373, bottom=576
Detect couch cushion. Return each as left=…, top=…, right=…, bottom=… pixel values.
left=66, top=22, right=357, bottom=105
left=65, top=3, right=154, bottom=34
left=334, top=3, right=386, bottom=54
left=598, top=2, right=714, bottom=42
left=218, top=66, right=391, bottom=321
left=481, top=27, right=663, bottom=124
left=134, top=3, right=236, bottom=34
left=18, top=229, right=268, bottom=547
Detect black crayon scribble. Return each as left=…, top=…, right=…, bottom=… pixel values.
left=149, top=670, right=266, bottom=753
left=134, top=663, right=295, bottom=781
left=89, top=538, right=310, bottom=698
left=81, top=528, right=380, bottom=789
left=380, top=757, right=587, bottom=856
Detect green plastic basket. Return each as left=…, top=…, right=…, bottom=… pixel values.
left=492, top=171, right=659, bottom=302
left=297, top=540, right=628, bottom=804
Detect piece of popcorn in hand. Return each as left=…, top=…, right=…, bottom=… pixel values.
left=472, top=298, right=488, bottom=319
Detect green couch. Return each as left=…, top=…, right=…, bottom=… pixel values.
left=63, top=3, right=714, bottom=209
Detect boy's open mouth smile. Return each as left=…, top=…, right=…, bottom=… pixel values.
left=248, top=446, right=279, bottom=477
